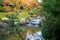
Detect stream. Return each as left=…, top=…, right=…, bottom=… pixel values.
left=0, top=16, right=45, bottom=40
left=26, top=31, right=44, bottom=40
left=25, top=16, right=45, bottom=40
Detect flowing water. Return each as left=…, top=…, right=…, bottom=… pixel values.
left=25, top=17, right=45, bottom=40
left=0, top=16, right=45, bottom=40
left=26, top=31, right=44, bottom=40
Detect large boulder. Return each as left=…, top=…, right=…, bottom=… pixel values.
left=1, top=17, right=9, bottom=20
left=20, top=18, right=26, bottom=24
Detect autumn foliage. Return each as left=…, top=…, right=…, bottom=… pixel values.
left=1, top=0, right=39, bottom=12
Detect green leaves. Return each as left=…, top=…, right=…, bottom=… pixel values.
left=41, top=0, right=60, bottom=40
left=42, top=0, right=56, bottom=14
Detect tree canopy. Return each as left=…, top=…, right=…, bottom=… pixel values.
left=41, top=0, right=60, bottom=40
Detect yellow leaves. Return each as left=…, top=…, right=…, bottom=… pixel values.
left=21, top=0, right=32, bottom=8
left=2, top=0, right=39, bottom=11
left=11, top=0, right=20, bottom=5
left=3, top=6, right=11, bottom=12
left=3, top=0, right=21, bottom=11
left=13, top=7, right=17, bottom=12
left=20, top=0, right=39, bottom=9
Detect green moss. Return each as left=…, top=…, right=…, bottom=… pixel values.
left=0, top=11, right=30, bottom=20
left=18, top=11, right=30, bottom=19
left=0, top=12, right=7, bottom=18
left=0, top=12, right=13, bottom=18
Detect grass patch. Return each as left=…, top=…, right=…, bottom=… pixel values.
left=0, top=12, right=7, bottom=18
left=0, top=12, right=13, bottom=18
left=18, top=11, right=30, bottom=19
left=0, top=11, right=30, bottom=19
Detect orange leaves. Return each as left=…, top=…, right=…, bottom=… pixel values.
left=2, top=0, right=40, bottom=11
left=21, top=0, right=39, bottom=9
